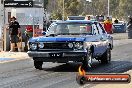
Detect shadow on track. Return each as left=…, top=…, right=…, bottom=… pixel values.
left=42, top=61, right=132, bottom=73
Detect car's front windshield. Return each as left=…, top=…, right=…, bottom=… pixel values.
left=47, top=23, right=92, bottom=35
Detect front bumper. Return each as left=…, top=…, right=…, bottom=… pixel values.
left=27, top=50, right=87, bottom=62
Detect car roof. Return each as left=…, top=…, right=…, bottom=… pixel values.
left=67, top=16, right=85, bottom=17
left=55, top=20, right=98, bottom=24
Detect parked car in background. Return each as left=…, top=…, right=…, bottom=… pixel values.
left=113, top=21, right=127, bottom=33
left=27, top=20, right=113, bottom=70
left=67, top=16, right=85, bottom=20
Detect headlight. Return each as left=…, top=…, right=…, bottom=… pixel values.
left=38, top=43, right=44, bottom=49
left=30, top=43, right=37, bottom=50
left=68, top=43, right=73, bottom=48
left=74, top=42, right=83, bottom=50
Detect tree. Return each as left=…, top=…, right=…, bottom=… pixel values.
left=47, top=0, right=132, bottom=20
left=48, top=0, right=82, bottom=20
left=118, top=0, right=132, bottom=19
left=110, top=0, right=120, bottom=18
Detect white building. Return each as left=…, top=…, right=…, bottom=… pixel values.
left=4, top=0, right=44, bottom=29
left=2, top=0, right=46, bottom=38
left=1, top=0, right=46, bottom=51
left=0, top=0, right=4, bottom=39
left=5, top=8, right=44, bottom=28
left=0, top=0, right=48, bottom=39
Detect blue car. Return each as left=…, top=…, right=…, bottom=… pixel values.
left=27, top=20, right=113, bottom=70
left=113, top=21, right=127, bottom=33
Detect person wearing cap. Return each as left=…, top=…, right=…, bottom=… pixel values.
left=9, top=16, right=21, bottom=52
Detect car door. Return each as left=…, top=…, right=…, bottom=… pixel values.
left=98, top=23, right=113, bottom=49
left=92, top=23, right=100, bottom=41
left=92, top=23, right=101, bottom=56
left=96, top=23, right=109, bottom=54
left=97, top=23, right=107, bottom=41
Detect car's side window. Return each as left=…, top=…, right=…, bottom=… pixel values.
left=92, top=24, right=99, bottom=35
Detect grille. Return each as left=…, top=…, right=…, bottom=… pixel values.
left=44, top=43, right=70, bottom=49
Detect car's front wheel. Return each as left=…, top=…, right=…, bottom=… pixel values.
left=82, top=51, right=93, bottom=69
left=34, top=60, right=43, bottom=70
left=101, top=47, right=111, bottom=64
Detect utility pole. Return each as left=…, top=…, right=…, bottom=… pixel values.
left=86, top=0, right=92, bottom=15
left=62, top=0, right=64, bottom=21
left=108, top=0, right=110, bottom=16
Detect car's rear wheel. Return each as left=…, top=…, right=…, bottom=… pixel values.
left=82, top=52, right=93, bottom=69
left=101, top=48, right=111, bottom=64
left=34, top=60, right=43, bottom=70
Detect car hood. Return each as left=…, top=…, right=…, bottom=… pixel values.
left=29, top=36, right=86, bottom=42
left=29, top=35, right=94, bottom=42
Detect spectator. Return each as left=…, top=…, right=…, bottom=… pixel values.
left=85, top=16, right=91, bottom=20
left=47, top=21, right=52, bottom=29
left=104, top=17, right=113, bottom=34
left=9, top=16, right=21, bottom=52
left=22, top=31, right=30, bottom=51
left=114, top=19, right=119, bottom=24
left=43, top=20, right=47, bottom=31
left=26, top=25, right=33, bottom=32
left=127, top=16, right=132, bottom=39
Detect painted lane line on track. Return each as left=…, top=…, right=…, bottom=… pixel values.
left=0, top=58, right=15, bottom=61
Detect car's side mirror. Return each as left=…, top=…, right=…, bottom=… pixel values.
left=42, top=31, right=46, bottom=35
